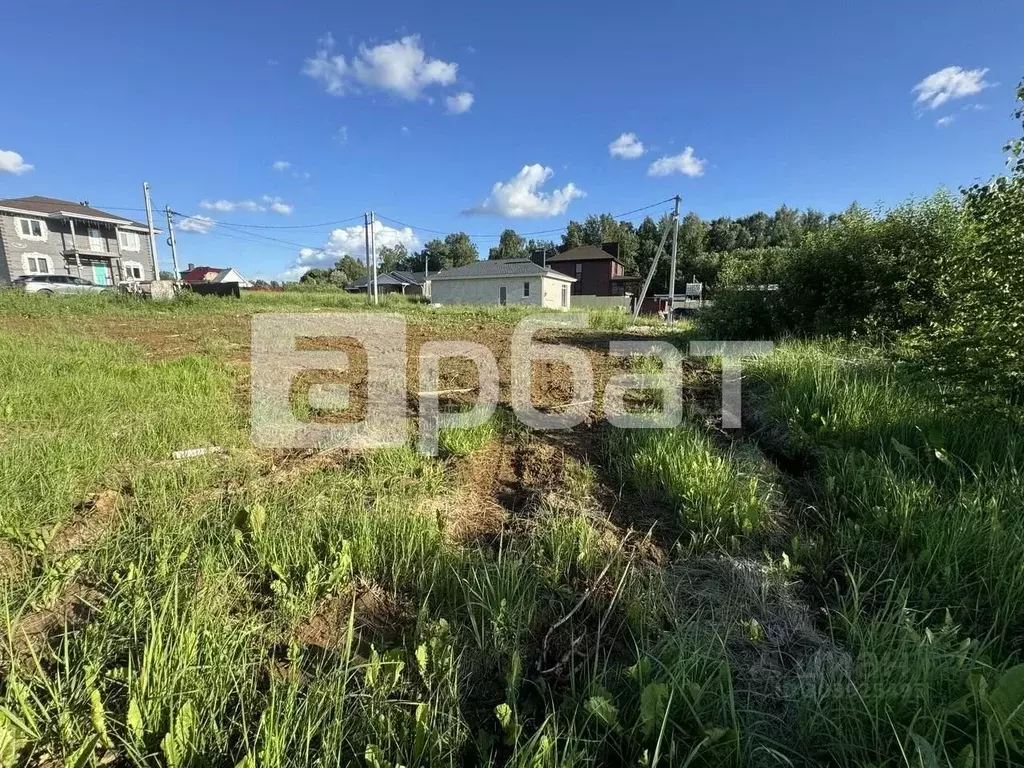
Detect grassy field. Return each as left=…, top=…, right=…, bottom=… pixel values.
left=1, top=292, right=1023, bottom=767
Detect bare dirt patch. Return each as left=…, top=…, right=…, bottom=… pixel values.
left=293, top=580, right=413, bottom=653
left=3, top=584, right=104, bottom=666
left=428, top=428, right=584, bottom=546
left=48, top=488, right=124, bottom=558
left=0, top=539, right=22, bottom=584
left=16, top=313, right=696, bottom=417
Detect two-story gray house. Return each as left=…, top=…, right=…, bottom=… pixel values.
left=0, top=196, right=158, bottom=286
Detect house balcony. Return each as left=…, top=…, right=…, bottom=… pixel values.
left=60, top=235, right=113, bottom=259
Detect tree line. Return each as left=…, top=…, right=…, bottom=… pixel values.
left=300, top=234, right=483, bottom=286
left=298, top=205, right=833, bottom=293
left=703, top=76, right=1024, bottom=416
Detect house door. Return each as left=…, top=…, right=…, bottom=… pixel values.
left=92, top=264, right=109, bottom=286
left=499, top=286, right=507, bottom=305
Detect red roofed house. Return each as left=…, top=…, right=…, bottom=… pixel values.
left=179, top=263, right=252, bottom=288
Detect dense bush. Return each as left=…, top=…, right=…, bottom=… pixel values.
left=906, top=79, right=1024, bottom=416
left=699, top=193, right=970, bottom=339
left=701, top=78, right=1024, bottom=419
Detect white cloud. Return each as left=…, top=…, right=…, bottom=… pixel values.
left=198, top=196, right=292, bottom=215
left=280, top=266, right=310, bottom=282
left=446, top=91, right=474, bottom=114
left=337, top=126, right=348, bottom=145
left=303, top=33, right=459, bottom=100
left=0, top=149, right=33, bottom=175
left=401, top=125, right=410, bottom=134
left=912, top=66, right=992, bottom=110
left=608, top=132, right=645, bottom=159
left=200, top=199, right=263, bottom=212
left=465, top=164, right=584, bottom=218
left=290, top=220, right=420, bottom=272
left=647, top=147, right=706, bottom=177
left=272, top=160, right=291, bottom=171
left=262, top=196, right=293, bottom=215
left=936, top=115, right=955, bottom=128
left=177, top=215, right=215, bottom=234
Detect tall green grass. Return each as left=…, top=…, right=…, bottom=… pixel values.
left=5, top=312, right=1024, bottom=766
left=751, top=341, right=1024, bottom=648
left=603, top=420, right=778, bottom=537
left=746, top=340, right=1024, bottom=765
left=0, top=331, right=241, bottom=534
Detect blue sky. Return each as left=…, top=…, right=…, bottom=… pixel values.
left=0, top=1, right=1021, bottom=280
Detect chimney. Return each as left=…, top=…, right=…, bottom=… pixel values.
left=530, top=248, right=548, bottom=268
left=187, top=263, right=195, bottom=271
left=600, top=241, right=620, bottom=259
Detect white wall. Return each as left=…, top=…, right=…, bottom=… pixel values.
left=541, top=276, right=572, bottom=310
left=429, top=275, right=567, bottom=308
left=569, top=295, right=630, bottom=310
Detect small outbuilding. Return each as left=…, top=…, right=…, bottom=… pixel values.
left=429, top=258, right=575, bottom=309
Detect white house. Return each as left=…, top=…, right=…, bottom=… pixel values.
left=429, top=258, right=575, bottom=309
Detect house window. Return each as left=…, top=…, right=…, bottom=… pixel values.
left=122, top=260, right=144, bottom=281
left=523, top=281, right=530, bottom=297
left=560, top=285, right=568, bottom=308
left=499, top=286, right=507, bottom=305
left=23, top=253, right=53, bottom=274
left=16, top=218, right=47, bottom=241
left=88, top=227, right=105, bottom=252
left=118, top=231, right=141, bottom=252
left=573, top=262, right=583, bottom=294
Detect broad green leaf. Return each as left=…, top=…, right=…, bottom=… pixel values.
left=910, top=733, right=941, bottom=768
left=584, top=695, right=619, bottom=729
left=89, top=689, right=112, bottom=748
left=988, top=663, right=1024, bottom=734
left=127, top=698, right=145, bottom=744
left=639, top=683, right=669, bottom=736
left=495, top=703, right=521, bottom=745
left=67, top=735, right=100, bottom=768
left=0, top=718, right=21, bottom=768
left=416, top=644, right=429, bottom=678
left=413, top=703, right=429, bottom=759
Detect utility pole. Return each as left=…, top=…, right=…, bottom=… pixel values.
left=142, top=182, right=160, bottom=279
left=630, top=215, right=674, bottom=325
left=164, top=206, right=180, bottom=280
left=370, top=210, right=379, bottom=304
left=667, top=194, right=681, bottom=324
left=363, top=213, right=372, bottom=304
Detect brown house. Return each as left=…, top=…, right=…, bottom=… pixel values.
left=546, top=244, right=638, bottom=296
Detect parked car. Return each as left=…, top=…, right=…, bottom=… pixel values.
left=12, top=275, right=109, bottom=295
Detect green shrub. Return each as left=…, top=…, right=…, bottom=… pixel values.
left=699, top=193, right=970, bottom=339
left=905, top=79, right=1024, bottom=416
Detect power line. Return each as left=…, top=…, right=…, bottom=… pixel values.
left=169, top=209, right=331, bottom=251
left=201, top=214, right=364, bottom=230
left=375, top=197, right=676, bottom=240
left=194, top=225, right=316, bottom=254
left=106, top=197, right=674, bottom=241
left=96, top=204, right=363, bottom=231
